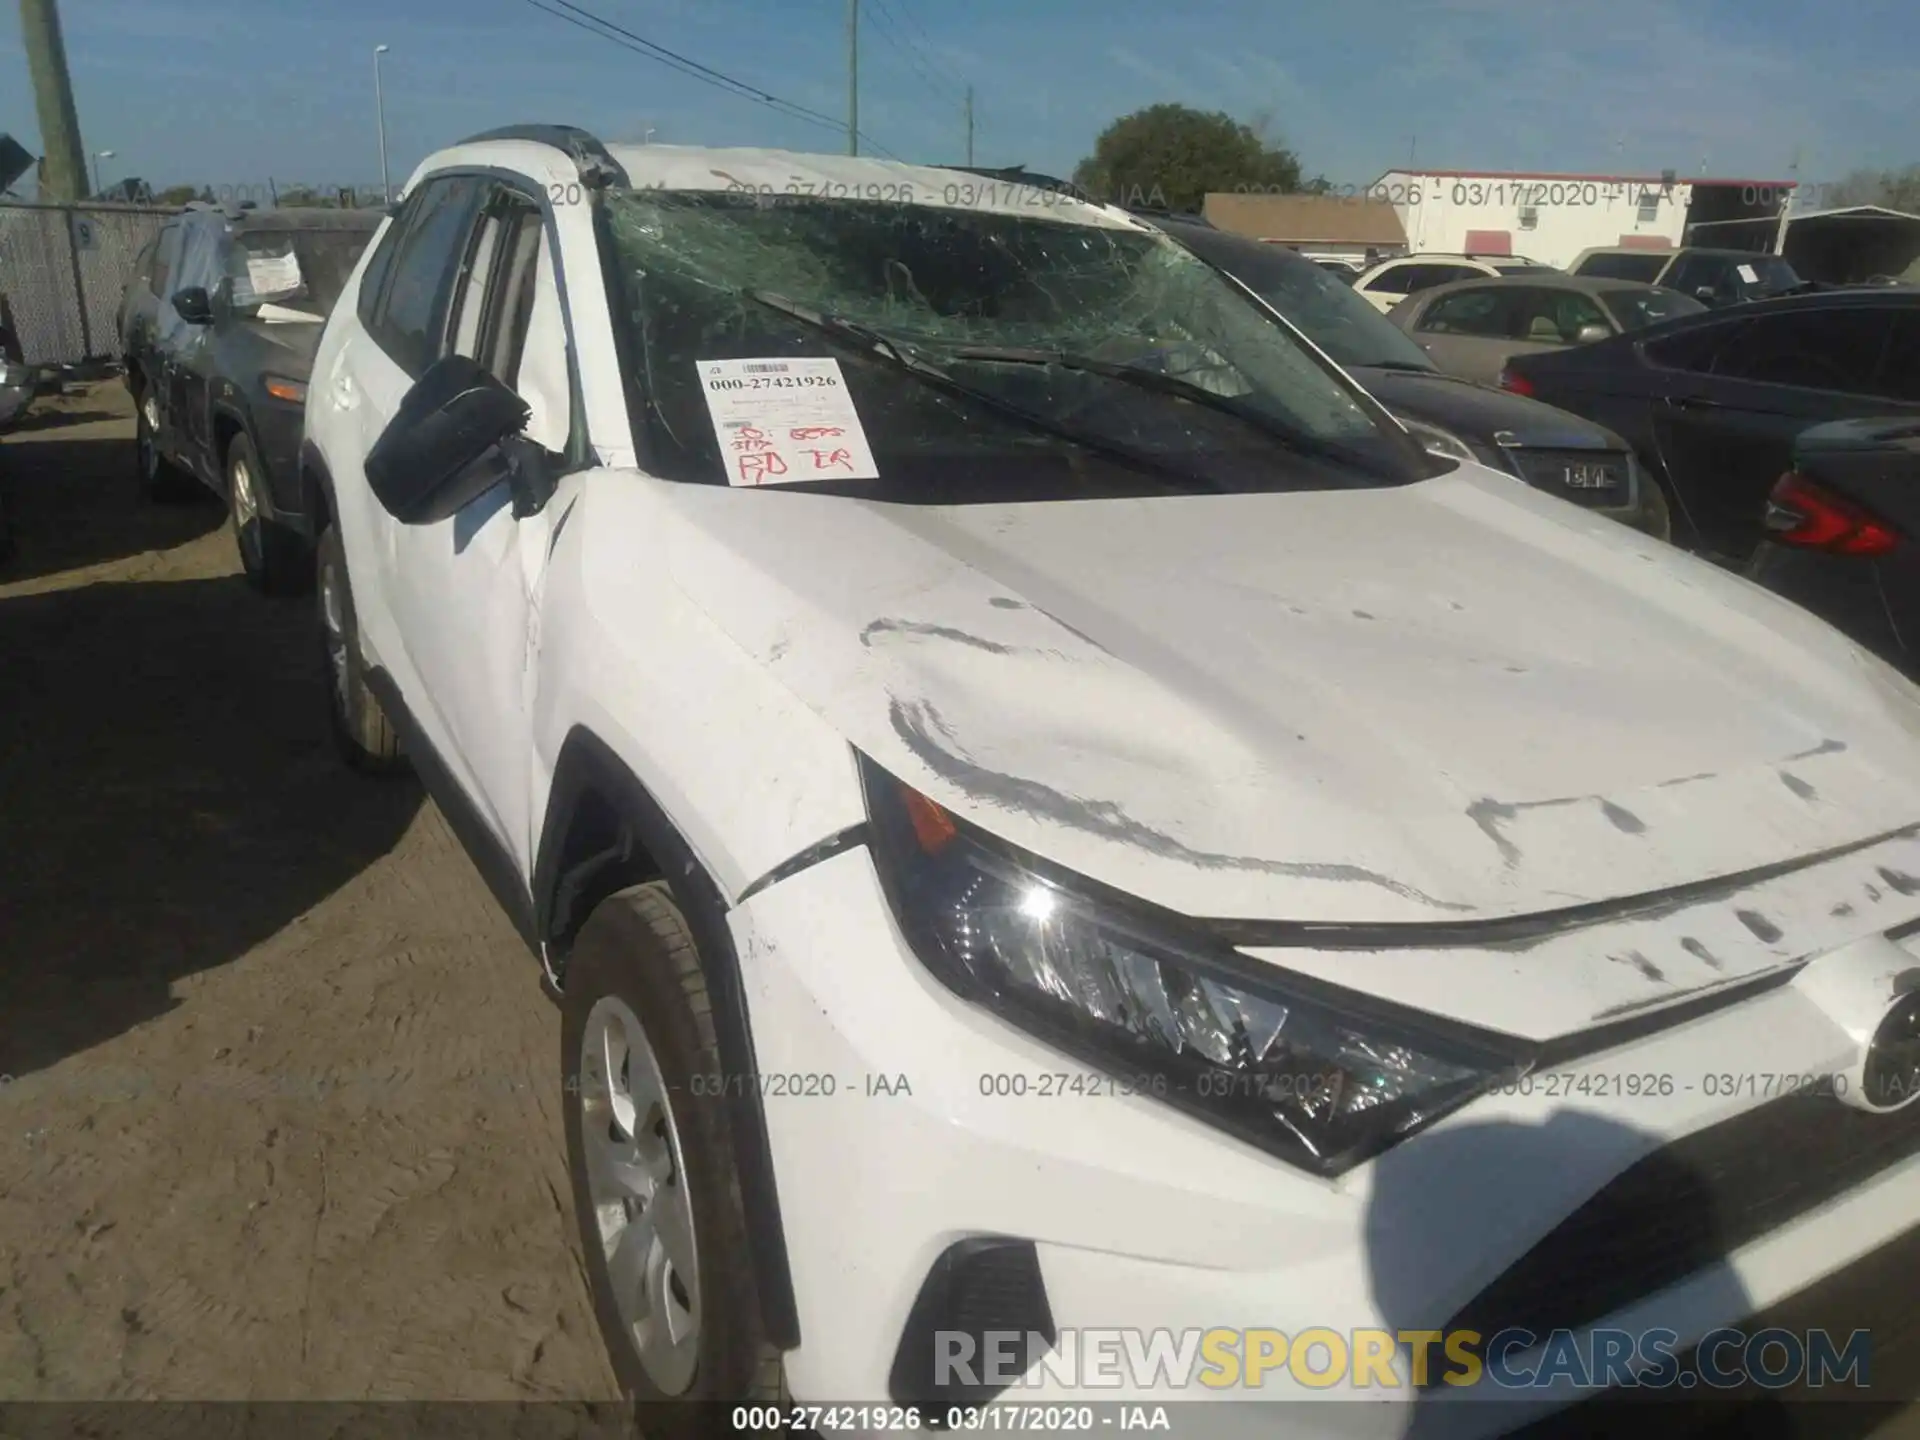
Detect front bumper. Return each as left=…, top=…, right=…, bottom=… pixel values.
left=730, top=844, right=1920, bottom=1437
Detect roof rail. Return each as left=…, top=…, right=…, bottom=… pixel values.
left=457, top=124, right=630, bottom=189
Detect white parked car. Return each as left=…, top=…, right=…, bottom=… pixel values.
left=1352, top=252, right=1559, bottom=314
left=303, top=126, right=1920, bottom=1432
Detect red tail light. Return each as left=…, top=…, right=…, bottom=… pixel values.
left=1498, top=367, right=1535, bottom=397
left=1765, top=471, right=1899, bottom=556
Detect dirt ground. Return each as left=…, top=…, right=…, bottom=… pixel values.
left=0, top=382, right=619, bottom=1404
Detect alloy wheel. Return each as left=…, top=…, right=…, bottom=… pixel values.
left=579, top=994, right=702, bottom=1395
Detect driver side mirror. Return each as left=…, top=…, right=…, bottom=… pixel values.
left=1694, top=286, right=1716, bottom=302
left=1574, top=323, right=1611, bottom=344
left=364, top=354, right=531, bottom=525
left=172, top=286, right=213, bottom=325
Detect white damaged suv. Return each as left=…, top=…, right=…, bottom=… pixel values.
left=304, top=126, right=1920, bottom=1433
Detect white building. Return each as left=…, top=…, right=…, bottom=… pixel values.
left=1367, top=168, right=1794, bottom=269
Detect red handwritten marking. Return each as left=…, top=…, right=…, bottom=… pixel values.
left=738, top=451, right=789, bottom=485
left=803, top=448, right=855, bottom=473
left=789, top=425, right=845, bottom=441
left=730, top=424, right=777, bottom=453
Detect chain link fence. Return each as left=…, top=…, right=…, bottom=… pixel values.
left=0, top=201, right=173, bottom=367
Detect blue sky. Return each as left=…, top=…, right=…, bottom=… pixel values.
left=2, top=0, right=1916, bottom=195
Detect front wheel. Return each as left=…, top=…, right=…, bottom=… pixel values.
left=562, top=882, right=784, bottom=1431
left=315, top=523, right=404, bottom=772
left=228, top=432, right=311, bottom=595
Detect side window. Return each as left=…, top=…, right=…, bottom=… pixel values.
left=165, top=220, right=226, bottom=306
left=356, top=200, right=414, bottom=333
left=369, top=176, right=485, bottom=376
left=151, top=224, right=182, bottom=300
left=1364, top=264, right=1416, bottom=296
left=1872, top=313, right=1920, bottom=403
left=1516, top=288, right=1610, bottom=343
left=449, top=211, right=506, bottom=362
left=511, top=227, right=573, bottom=455
left=447, top=187, right=575, bottom=455
left=482, top=199, right=571, bottom=453
left=1406, top=264, right=1478, bottom=294
left=1711, top=308, right=1892, bottom=394
left=1644, top=320, right=1743, bottom=374
left=1662, top=255, right=1705, bottom=294
left=1418, top=288, right=1512, bottom=337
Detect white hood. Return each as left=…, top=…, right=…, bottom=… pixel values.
left=628, top=463, right=1920, bottom=927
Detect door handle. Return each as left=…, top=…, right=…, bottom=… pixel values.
left=1671, top=395, right=1724, bottom=412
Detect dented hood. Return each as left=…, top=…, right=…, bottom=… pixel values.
left=640, top=464, right=1920, bottom=925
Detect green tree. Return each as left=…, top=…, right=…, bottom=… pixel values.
left=1072, top=103, right=1308, bottom=213
left=154, top=184, right=199, bottom=206
left=275, top=185, right=332, bottom=208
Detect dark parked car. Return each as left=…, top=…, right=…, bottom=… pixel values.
left=1568, top=246, right=1814, bottom=307
left=1147, top=215, right=1670, bottom=539
left=1747, top=418, right=1920, bottom=676
left=121, top=203, right=384, bottom=591
left=1498, top=289, right=1920, bottom=562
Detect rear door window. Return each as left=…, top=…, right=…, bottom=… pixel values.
left=1709, top=307, right=1893, bottom=394
left=1417, top=287, right=1514, bottom=337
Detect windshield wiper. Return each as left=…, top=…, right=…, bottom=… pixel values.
left=1361, top=359, right=1440, bottom=373
left=740, top=291, right=1223, bottom=492
left=946, top=344, right=1373, bottom=471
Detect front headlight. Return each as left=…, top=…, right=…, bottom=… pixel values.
left=1394, top=415, right=1477, bottom=464
left=862, top=758, right=1526, bottom=1175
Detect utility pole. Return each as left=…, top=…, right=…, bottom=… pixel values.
left=1772, top=146, right=1801, bottom=257
left=846, top=0, right=859, bottom=156
left=965, top=86, right=974, bottom=166
left=19, top=0, right=89, bottom=201
left=374, top=45, right=392, bottom=204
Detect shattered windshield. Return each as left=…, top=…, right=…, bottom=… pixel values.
left=602, top=189, right=1430, bottom=499
left=1165, top=227, right=1438, bottom=372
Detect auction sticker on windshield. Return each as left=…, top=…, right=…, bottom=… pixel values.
left=697, top=357, right=880, bottom=486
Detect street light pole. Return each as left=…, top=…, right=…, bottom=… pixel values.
left=91, top=148, right=113, bottom=196
left=846, top=0, right=858, bottom=156
left=374, top=44, right=392, bottom=204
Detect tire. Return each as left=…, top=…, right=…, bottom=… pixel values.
left=227, top=432, right=312, bottom=595
left=135, top=390, right=194, bottom=502
left=562, top=881, right=784, bottom=1432
left=315, top=522, right=405, bottom=773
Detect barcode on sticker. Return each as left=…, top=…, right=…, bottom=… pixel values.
left=742, top=362, right=790, bottom=374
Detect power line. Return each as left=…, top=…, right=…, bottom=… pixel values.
left=882, top=0, right=969, bottom=98
left=517, top=0, right=901, bottom=158
left=865, top=0, right=965, bottom=108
